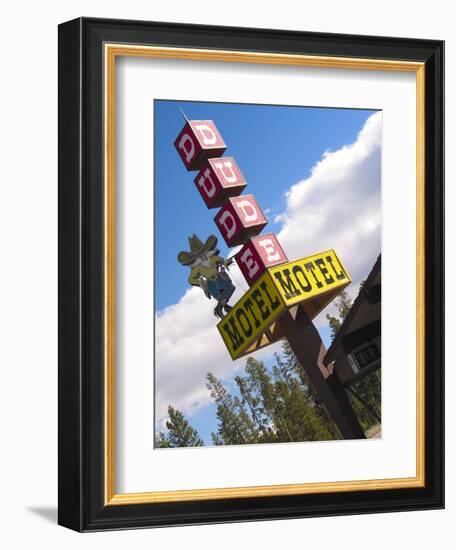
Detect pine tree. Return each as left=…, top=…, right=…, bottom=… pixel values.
left=346, top=369, right=381, bottom=431
left=326, top=289, right=353, bottom=341
left=206, top=372, right=251, bottom=445
left=235, top=375, right=271, bottom=442
left=281, top=341, right=338, bottom=439
left=244, top=357, right=294, bottom=442
left=272, top=354, right=321, bottom=441
left=325, top=282, right=381, bottom=433
left=164, top=405, right=204, bottom=447
left=234, top=395, right=257, bottom=440
left=154, top=430, right=171, bottom=448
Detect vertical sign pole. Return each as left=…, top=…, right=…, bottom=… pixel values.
left=279, top=306, right=366, bottom=439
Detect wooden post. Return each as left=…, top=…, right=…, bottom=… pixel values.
left=279, top=306, right=366, bottom=440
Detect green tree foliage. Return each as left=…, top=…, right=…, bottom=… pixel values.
left=279, top=342, right=339, bottom=439
left=244, top=357, right=293, bottom=442
left=346, top=369, right=381, bottom=432
left=204, top=347, right=339, bottom=446
left=154, top=431, right=171, bottom=448
left=326, top=289, right=353, bottom=341
left=206, top=372, right=254, bottom=445
left=235, top=374, right=271, bottom=442
left=325, top=282, right=381, bottom=433
left=157, top=277, right=381, bottom=447
left=155, top=405, right=203, bottom=448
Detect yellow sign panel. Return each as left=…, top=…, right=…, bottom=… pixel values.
left=268, top=249, right=351, bottom=307
left=217, top=271, right=286, bottom=360
left=218, top=249, right=350, bottom=359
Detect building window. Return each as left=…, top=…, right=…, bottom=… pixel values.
left=352, top=343, right=380, bottom=369
left=347, top=353, right=360, bottom=374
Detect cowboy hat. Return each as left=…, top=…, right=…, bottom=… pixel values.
left=177, top=234, right=218, bottom=266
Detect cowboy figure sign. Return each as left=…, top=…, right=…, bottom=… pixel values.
left=178, top=234, right=235, bottom=319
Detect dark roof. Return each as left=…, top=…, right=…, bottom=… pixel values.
left=323, top=255, right=381, bottom=365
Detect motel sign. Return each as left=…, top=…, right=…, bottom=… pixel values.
left=174, top=117, right=365, bottom=440
left=219, top=250, right=351, bottom=359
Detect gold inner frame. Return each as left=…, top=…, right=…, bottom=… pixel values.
left=104, top=44, right=426, bottom=506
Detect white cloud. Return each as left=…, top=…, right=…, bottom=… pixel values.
left=155, top=267, right=281, bottom=423
left=276, top=111, right=382, bottom=325
left=155, top=112, right=382, bottom=424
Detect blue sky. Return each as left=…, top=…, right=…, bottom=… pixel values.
left=154, top=100, right=381, bottom=445
left=155, top=100, right=375, bottom=311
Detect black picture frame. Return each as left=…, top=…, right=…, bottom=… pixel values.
left=58, top=17, right=444, bottom=532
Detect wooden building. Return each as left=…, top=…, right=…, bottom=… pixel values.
left=324, top=256, right=381, bottom=386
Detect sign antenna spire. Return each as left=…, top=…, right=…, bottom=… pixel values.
left=179, top=107, right=190, bottom=122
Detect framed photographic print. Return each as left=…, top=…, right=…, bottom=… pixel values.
left=58, top=17, right=444, bottom=531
